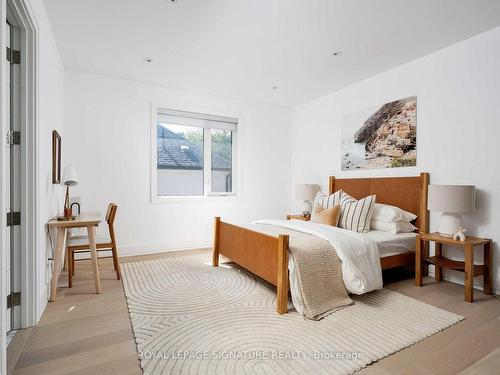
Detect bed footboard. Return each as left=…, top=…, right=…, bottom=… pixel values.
left=212, top=217, right=289, bottom=314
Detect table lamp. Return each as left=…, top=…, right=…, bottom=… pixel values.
left=62, top=164, right=78, bottom=220
left=294, top=184, right=319, bottom=216
left=427, top=185, right=475, bottom=237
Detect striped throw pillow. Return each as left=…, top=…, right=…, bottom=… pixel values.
left=339, top=192, right=376, bottom=233
left=314, top=190, right=343, bottom=210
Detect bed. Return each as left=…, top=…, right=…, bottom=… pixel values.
left=212, top=173, right=429, bottom=315
left=366, top=230, right=418, bottom=258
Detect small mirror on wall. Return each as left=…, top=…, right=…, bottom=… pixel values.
left=52, top=130, right=61, bottom=184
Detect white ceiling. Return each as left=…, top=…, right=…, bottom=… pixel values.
left=44, top=0, right=500, bottom=107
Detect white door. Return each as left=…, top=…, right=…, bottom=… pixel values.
left=5, top=19, right=11, bottom=334
left=6, top=19, right=22, bottom=333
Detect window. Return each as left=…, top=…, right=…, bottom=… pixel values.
left=154, top=108, right=237, bottom=198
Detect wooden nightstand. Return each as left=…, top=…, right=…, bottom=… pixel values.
left=416, top=232, right=493, bottom=302
left=286, top=214, right=310, bottom=221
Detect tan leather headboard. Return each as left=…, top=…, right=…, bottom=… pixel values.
left=329, top=173, right=429, bottom=233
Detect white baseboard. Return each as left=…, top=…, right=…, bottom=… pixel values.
left=38, top=288, right=48, bottom=323
left=118, top=238, right=212, bottom=258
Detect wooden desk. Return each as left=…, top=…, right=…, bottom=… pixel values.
left=416, top=232, right=492, bottom=302
left=48, top=213, right=102, bottom=301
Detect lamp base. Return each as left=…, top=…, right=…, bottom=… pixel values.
left=437, top=212, right=463, bottom=237
left=301, top=200, right=312, bottom=216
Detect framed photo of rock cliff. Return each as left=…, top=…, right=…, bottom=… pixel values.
left=341, top=96, right=417, bottom=170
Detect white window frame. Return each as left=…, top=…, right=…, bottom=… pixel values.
left=150, top=103, right=243, bottom=203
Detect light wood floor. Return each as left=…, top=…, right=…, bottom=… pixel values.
left=8, top=249, right=500, bottom=375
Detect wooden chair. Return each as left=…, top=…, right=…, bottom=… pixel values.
left=67, top=203, right=121, bottom=287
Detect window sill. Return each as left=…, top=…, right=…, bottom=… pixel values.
left=151, top=194, right=240, bottom=204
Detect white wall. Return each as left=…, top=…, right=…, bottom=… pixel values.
left=157, top=170, right=230, bottom=196
left=64, top=70, right=291, bottom=255
left=157, top=170, right=204, bottom=196
left=291, top=26, right=500, bottom=293
left=29, top=0, right=65, bottom=320
left=0, top=0, right=64, bottom=372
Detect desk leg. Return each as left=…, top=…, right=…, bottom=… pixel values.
left=464, top=244, right=474, bottom=303
left=415, top=236, right=423, bottom=287
left=435, top=242, right=443, bottom=281
left=49, top=227, right=67, bottom=302
left=484, top=241, right=492, bottom=295
left=87, top=224, right=102, bottom=294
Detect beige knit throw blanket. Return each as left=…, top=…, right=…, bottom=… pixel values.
left=248, top=224, right=353, bottom=320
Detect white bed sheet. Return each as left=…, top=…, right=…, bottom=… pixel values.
left=365, top=230, right=417, bottom=258
left=252, top=220, right=383, bottom=318
left=242, top=222, right=416, bottom=317
left=253, top=220, right=383, bottom=294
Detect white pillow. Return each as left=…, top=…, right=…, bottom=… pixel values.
left=372, top=203, right=417, bottom=223
left=314, top=190, right=343, bottom=209
left=338, top=192, right=376, bottom=234
left=371, top=219, right=418, bottom=234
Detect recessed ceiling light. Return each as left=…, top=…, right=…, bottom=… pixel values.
left=272, top=86, right=279, bottom=90
left=332, top=50, right=343, bottom=57
left=144, top=58, right=153, bottom=63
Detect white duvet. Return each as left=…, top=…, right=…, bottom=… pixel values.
left=253, top=220, right=383, bottom=295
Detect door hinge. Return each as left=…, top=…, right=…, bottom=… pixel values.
left=6, top=47, right=21, bottom=64
left=7, top=292, right=21, bottom=309
left=7, top=212, right=21, bottom=226
left=7, top=130, right=21, bottom=146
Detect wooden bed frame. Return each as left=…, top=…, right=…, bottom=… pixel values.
left=212, top=173, right=429, bottom=314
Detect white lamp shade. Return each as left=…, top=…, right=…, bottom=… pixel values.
left=294, top=184, right=319, bottom=201
left=62, top=164, right=79, bottom=186
left=428, top=185, right=475, bottom=213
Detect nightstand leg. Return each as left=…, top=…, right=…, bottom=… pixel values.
left=484, top=241, right=492, bottom=295
left=423, top=240, right=429, bottom=276
left=415, top=236, right=423, bottom=287
left=434, top=242, right=442, bottom=281
left=464, top=244, right=474, bottom=303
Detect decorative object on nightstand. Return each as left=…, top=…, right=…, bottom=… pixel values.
left=59, top=164, right=79, bottom=220
left=427, top=184, right=475, bottom=237
left=294, top=184, right=319, bottom=216
left=416, top=232, right=492, bottom=303
left=286, top=214, right=310, bottom=221
left=453, top=228, right=467, bottom=242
